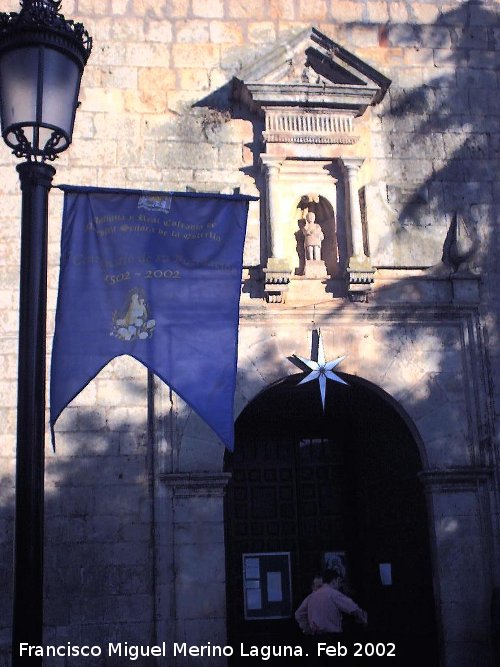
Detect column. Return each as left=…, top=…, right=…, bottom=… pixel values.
left=261, top=156, right=284, bottom=260
left=343, top=158, right=366, bottom=262
left=260, top=156, right=290, bottom=302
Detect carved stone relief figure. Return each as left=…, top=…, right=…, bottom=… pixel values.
left=302, top=211, right=324, bottom=261
left=295, top=194, right=341, bottom=279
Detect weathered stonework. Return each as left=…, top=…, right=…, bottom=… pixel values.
left=0, top=1, right=498, bottom=665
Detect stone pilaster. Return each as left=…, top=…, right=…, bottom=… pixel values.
left=260, top=156, right=291, bottom=303
left=419, top=467, right=495, bottom=667
left=344, top=158, right=365, bottom=261
left=343, top=158, right=375, bottom=301
left=160, top=472, right=231, bottom=666
left=261, top=156, right=284, bottom=261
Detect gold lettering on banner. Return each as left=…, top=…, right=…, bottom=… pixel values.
left=86, top=216, right=223, bottom=243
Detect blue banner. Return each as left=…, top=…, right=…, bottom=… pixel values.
left=50, top=187, right=253, bottom=450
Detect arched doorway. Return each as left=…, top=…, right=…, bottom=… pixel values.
left=224, top=372, right=438, bottom=664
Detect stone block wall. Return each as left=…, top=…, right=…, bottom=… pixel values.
left=0, top=0, right=498, bottom=661
left=42, top=356, right=154, bottom=654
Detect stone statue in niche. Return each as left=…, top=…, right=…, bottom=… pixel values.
left=302, top=211, right=323, bottom=260
left=301, top=211, right=327, bottom=279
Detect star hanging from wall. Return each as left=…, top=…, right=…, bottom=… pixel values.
left=291, top=329, right=348, bottom=411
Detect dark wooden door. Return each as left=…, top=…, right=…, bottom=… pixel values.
left=224, top=374, right=438, bottom=664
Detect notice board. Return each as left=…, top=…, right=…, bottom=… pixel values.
left=242, top=552, right=292, bottom=620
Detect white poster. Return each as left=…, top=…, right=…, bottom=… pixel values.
left=246, top=587, right=262, bottom=610
left=267, top=571, right=283, bottom=602
left=244, top=557, right=260, bottom=580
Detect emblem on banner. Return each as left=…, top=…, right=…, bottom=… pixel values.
left=110, top=288, right=156, bottom=341
left=138, top=195, right=172, bottom=215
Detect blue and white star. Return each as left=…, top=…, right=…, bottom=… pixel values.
left=292, top=330, right=348, bottom=410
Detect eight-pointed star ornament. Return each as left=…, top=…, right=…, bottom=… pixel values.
left=291, top=329, right=348, bottom=410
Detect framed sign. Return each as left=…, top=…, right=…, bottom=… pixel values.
left=242, top=552, right=292, bottom=620
left=322, top=551, right=347, bottom=577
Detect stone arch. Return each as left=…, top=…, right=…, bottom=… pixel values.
left=224, top=370, right=438, bottom=663
left=339, top=372, right=431, bottom=470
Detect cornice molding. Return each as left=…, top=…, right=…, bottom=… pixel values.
left=233, top=26, right=391, bottom=118
left=419, top=466, right=493, bottom=491
left=160, top=472, right=232, bottom=498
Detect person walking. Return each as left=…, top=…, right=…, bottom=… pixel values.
left=307, top=568, right=367, bottom=664
left=295, top=575, right=324, bottom=634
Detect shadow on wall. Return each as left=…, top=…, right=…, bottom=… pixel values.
left=0, top=0, right=498, bottom=664
left=0, top=352, right=286, bottom=666
left=378, top=0, right=499, bottom=269
left=0, top=471, right=14, bottom=659
left=0, top=369, right=158, bottom=666
left=371, top=0, right=499, bottom=468
left=193, top=2, right=498, bottom=289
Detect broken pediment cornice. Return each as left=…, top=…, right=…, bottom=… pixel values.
left=233, top=26, right=391, bottom=117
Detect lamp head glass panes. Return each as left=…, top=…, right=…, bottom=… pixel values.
left=0, top=1, right=91, bottom=161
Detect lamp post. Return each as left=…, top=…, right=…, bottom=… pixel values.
left=0, top=2, right=91, bottom=662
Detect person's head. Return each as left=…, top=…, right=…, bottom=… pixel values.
left=323, top=568, right=343, bottom=589
left=311, top=575, right=323, bottom=591
left=305, top=211, right=316, bottom=223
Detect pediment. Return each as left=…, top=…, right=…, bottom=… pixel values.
left=234, top=27, right=391, bottom=116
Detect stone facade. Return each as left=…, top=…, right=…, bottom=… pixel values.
left=0, top=0, right=499, bottom=665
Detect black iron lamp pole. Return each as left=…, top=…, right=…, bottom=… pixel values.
left=13, top=158, right=55, bottom=657
left=0, top=2, right=91, bottom=662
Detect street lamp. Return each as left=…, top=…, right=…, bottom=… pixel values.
left=0, top=1, right=91, bottom=662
